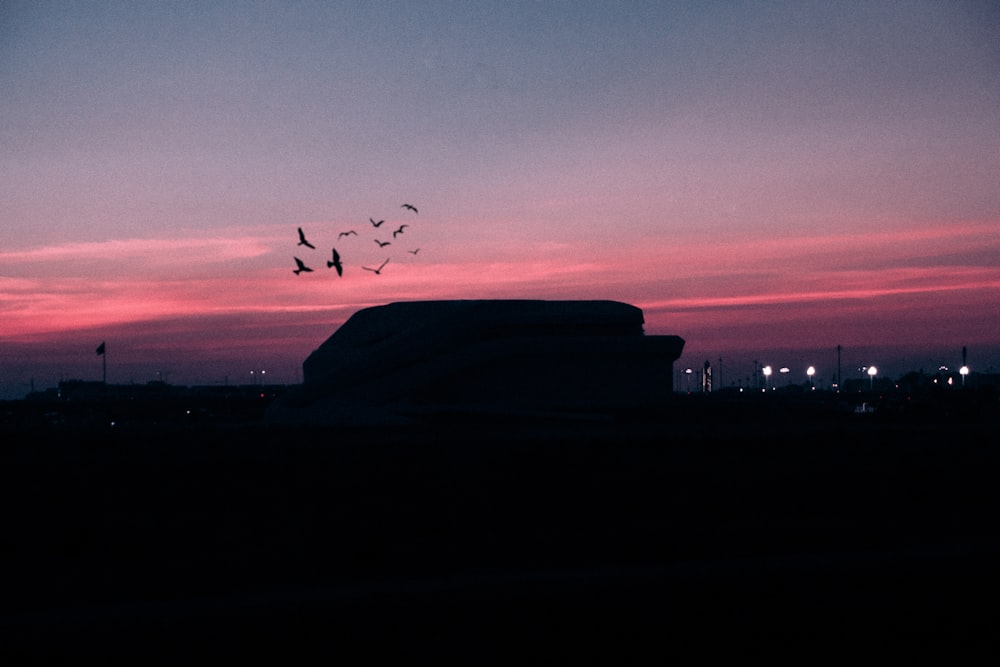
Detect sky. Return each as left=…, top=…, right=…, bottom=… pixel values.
left=2, top=0, right=999, bottom=397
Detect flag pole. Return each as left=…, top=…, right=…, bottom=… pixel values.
left=96, top=341, right=107, bottom=384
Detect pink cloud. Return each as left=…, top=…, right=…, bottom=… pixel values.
left=1, top=218, right=997, bottom=391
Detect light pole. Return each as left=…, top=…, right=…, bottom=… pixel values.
left=867, top=365, right=877, bottom=390
left=807, top=366, right=816, bottom=390
left=960, top=365, right=969, bottom=387
left=762, top=365, right=772, bottom=391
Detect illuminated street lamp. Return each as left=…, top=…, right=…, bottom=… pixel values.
left=762, top=365, right=772, bottom=391
left=806, top=366, right=816, bottom=389
left=867, top=365, right=877, bottom=390
left=960, top=365, right=969, bottom=386
left=685, top=368, right=693, bottom=393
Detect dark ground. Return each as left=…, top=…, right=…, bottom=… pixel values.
left=1, top=391, right=998, bottom=664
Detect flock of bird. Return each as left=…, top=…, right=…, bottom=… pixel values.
left=291, top=203, right=420, bottom=277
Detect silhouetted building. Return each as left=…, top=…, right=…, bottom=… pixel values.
left=269, top=300, right=685, bottom=425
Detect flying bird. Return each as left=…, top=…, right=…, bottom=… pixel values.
left=401, top=203, right=418, bottom=214
left=326, top=248, right=343, bottom=276
left=337, top=230, right=358, bottom=240
left=362, top=258, right=389, bottom=275
left=293, top=257, right=313, bottom=275
left=369, top=218, right=385, bottom=228
left=392, top=224, right=408, bottom=238
left=408, top=248, right=420, bottom=255
left=374, top=239, right=391, bottom=248
left=297, top=227, right=316, bottom=249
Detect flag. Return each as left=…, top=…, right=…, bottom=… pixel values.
left=96, top=342, right=106, bottom=356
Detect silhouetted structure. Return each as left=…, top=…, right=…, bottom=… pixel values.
left=837, top=344, right=842, bottom=390
left=268, top=300, right=685, bottom=425
left=96, top=341, right=106, bottom=383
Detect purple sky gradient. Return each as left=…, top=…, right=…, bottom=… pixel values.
left=2, top=1, right=999, bottom=397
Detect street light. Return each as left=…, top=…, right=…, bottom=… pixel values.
left=960, top=365, right=969, bottom=386
left=806, top=366, right=816, bottom=389
left=867, top=365, right=877, bottom=390
left=762, top=365, right=772, bottom=391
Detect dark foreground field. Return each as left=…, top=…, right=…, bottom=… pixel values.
left=2, top=393, right=998, bottom=664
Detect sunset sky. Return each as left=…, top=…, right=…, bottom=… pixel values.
left=2, top=1, right=999, bottom=398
